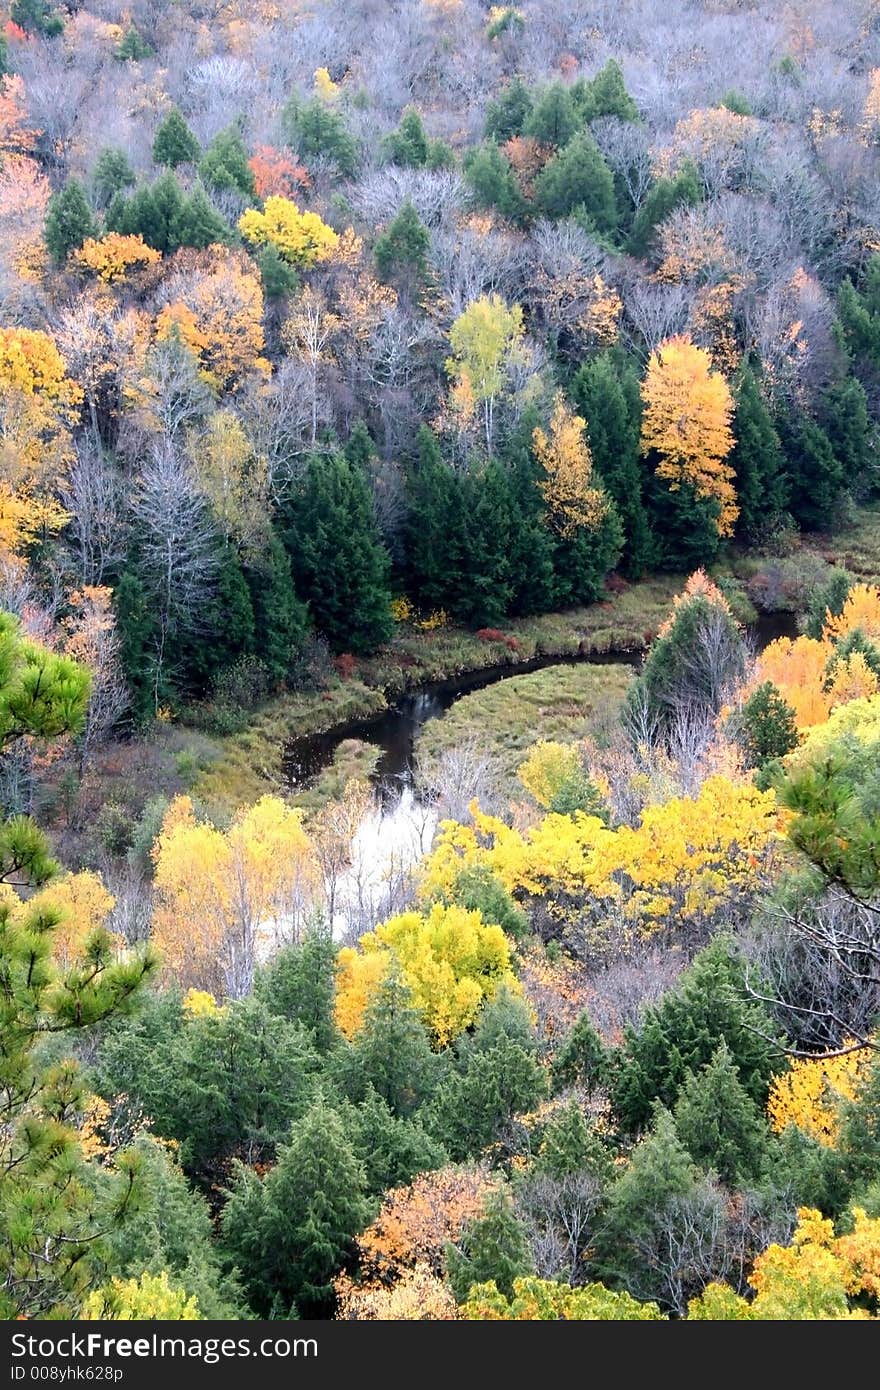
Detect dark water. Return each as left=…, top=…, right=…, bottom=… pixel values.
left=282, top=609, right=800, bottom=804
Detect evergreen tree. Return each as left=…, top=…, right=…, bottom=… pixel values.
left=577, top=59, right=639, bottom=123
left=446, top=1190, right=533, bottom=1302
left=279, top=451, right=393, bottom=653
left=673, top=1041, right=774, bottom=1186
left=339, top=970, right=437, bottom=1117
left=406, top=426, right=467, bottom=614
left=534, top=1099, right=615, bottom=1182
left=220, top=1095, right=371, bottom=1317
left=805, top=567, right=852, bottom=639
left=463, top=142, right=525, bottom=221
left=573, top=352, right=652, bottom=576
left=549, top=500, right=622, bottom=609
left=838, top=1053, right=880, bottom=1192
left=611, top=942, right=779, bottom=1132
left=374, top=199, right=430, bottom=289
left=778, top=408, right=844, bottom=531
left=535, top=131, right=618, bottom=231
left=44, top=179, right=96, bottom=264
left=349, top=1088, right=446, bottom=1195
left=199, top=126, right=256, bottom=199
left=428, top=1035, right=546, bottom=1161
left=821, top=377, right=873, bottom=497
left=732, top=681, right=799, bottom=772
left=0, top=31, right=7, bottom=78
left=484, top=77, right=533, bottom=142
left=551, top=1010, right=609, bottom=1096
left=255, top=929, right=338, bottom=1053
left=91, top=148, right=135, bottom=208
left=245, top=530, right=309, bottom=685
left=382, top=107, right=429, bottom=167
left=442, top=864, right=528, bottom=941
left=284, top=97, right=358, bottom=177
left=173, top=183, right=231, bottom=249
left=837, top=267, right=880, bottom=370
left=730, top=365, right=788, bottom=539
left=107, top=173, right=186, bottom=254
left=501, top=412, right=556, bottom=616
left=629, top=583, right=745, bottom=729
left=115, top=26, right=153, bottom=62
left=627, top=161, right=701, bottom=259
left=258, top=242, right=299, bottom=299
left=644, top=463, right=724, bottom=569
left=112, top=563, right=158, bottom=723
left=524, top=82, right=579, bottom=147
left=10, top=0, right=63, bottom=37
left=186, top=541, right=254, bottom=691
left=152, top=109, right=201, bottom=168
left=458, top=459, right=516, bottom=626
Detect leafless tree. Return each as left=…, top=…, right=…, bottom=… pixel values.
left=131, top=441, right=219, bottom=711
left=61, top=439, right=127, bottom=588
left=517, top=1172, right=603, bottom=1284
left=592, top=116, right=654, bottom=211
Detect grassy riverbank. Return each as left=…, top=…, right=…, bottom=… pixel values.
left=416, top=662, right=634, bottom=802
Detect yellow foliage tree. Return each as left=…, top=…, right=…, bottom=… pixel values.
left=81, top=1271, right=200, bottom=1320
left=189, top=409, right=270, bottom=551
left=463, top=1277, right=664, bottom=1320
left=336, top=902, right=518, bottom=1045
left=517, top=740, right=583, bottom=809
left=155, top=247, right=269, bottom=391
left=152, top=795, right=319, bottom=999
left=335, top=1264, right=458, bottom=1319
left=313, top=66, right=341, bottom=102
left=0, top=326, right=82, bottom=554
left=756, top=635, right=832, bottom=728
left=533, top=392, right=608, bottom=537
left=445, top=294, right=524, bottom=453
left=239, top=195, right=339, bottom=267
left=827, top=651, right=879, bottom=708
left=26, top=871, right=117, bottom=969
left=640, top=334, right=738, bottom=536
left=767, top=1045, right=873, bottom=1146
left=76, top=233, right=161, bottom=283
left=824, top=583, right=880, bottom=645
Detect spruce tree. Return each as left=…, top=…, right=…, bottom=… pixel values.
left=382, top=107, right=429, bottom=167
left=107, top=173, right=186, bottom=254
left=611, top=942, right=779, bottom=1132
left=549, top=500, right=622, bottom=608
left=535, top=130, right=618, bottom=231
left=504, top=421, right=556, bottom=617
left=115, top=26, right=153, bottom=62
left=627, top=161, right=701, bottom=259
left=280, top=451, right=393, bottom=652
left=44, top=179, right=95, bottom=264
left=284, top=98, right=358, bottom=177
left=374, top=199, right=430, bottom=289
left=173, top=183, right=230, bottom=249
left=220, top=1096, right=371, bottom=1317
left=10, top=0, right=63, bottom=37
left=551, top=1011, right=610, bottom=1095
left=730, top=365, right=788, bottom=539
left=535, top=1098, right=615, bottom=1182
left=458, top=459, right=516, bottom=626
left=524, top=82, right=579, bottom=147
left=152, top=108, right=201, bottom=168
left=349, top=1088, right=446, bottom=1195
left=644, top=463, right=724, bottom=569
left=199, top=126, right=256, bottom=199
left=579, top=59, right=639, bottom=123
left=91, top=148, right=135, bottom=208
left=463, top=143, right=525, bottom=221
left=406, top=426, right=467, bottom=615
left=258, top=242, right=299, bottom=299
left=778, top=408, right=843, bottom=531
left=673, top=1041, right=774, bottom=1186
left=446, top=1190, right=533, bottom=1302
left=838, top=1054, right=880, bottom=1191
left=342, top=970, right=437, bottom=1117
left=245, top=530, right=309, bottom=685
left=573, top=352, right=652, bottom=576
left=186, top=542, right=254, bottom=691
left=255, top=929, right=338, bottom=1054
left=821, top=377, right=872, bottom=497
left=484, top=77, right=533, bottom=141
left=428, top=1035, right=546, bottom=1161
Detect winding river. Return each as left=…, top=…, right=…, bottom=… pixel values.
left=282, top=609, right=799, bottom=810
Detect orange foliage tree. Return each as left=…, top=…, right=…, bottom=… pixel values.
left=351, top=1166, right=497, bottom=1285
left=533, top=391, right=609, bottom=537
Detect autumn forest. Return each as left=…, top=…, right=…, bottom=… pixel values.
left=4, top=0, right=880, bottom=1325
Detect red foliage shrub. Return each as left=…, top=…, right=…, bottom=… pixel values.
left=334, top=652, right=358, bottom=680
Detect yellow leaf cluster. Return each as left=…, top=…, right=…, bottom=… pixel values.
left=156, top=248, right=269, bottom=391
left=533, top=392, right=607, bottom=537
left=239, top=195, right=340, bottom=267
left=640, top=335, right=738, bottom=536
left=152, top=795, right=319, bottom=997
left=25, top=871, right=117, bottom=968
left=189, top=409, right=269, bottom=550
left=827, top=651, right=879, bottom=708
left=335, top=1264, right=458, bottom=1320
left=517, top=740, right=583, bottom=809
left=336, top=902, right=518, bottom=1046
left=354, top=1166, right=496, bottom=1283
left=755, top=635, right=832, bottom=728
left=76, top=233, right=161, bottom=284
left=767, top=1044, right=873, bottom=1145
left=445, top=294, right=524, bottom=406
left=824, top=583, right=880, bottom=645
left=81, top=1271, right=200, bottom=1321
left=313, top=66, right=340, bottom=102
left=420, top=776, right=778, bottom=933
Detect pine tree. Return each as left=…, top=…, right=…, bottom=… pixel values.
left=524, top=82, right=579, bottom=147
left=504, top=419, right=557, bottom=617
left=258, top=242, right=299, bottom=299
left=173, top=183, right=231, bottom=249
left=549, top=500, right=622, bottom=608
left=484, top=77, right=533, bottom=141
left=579, top=59, right=639, bottom=123
left=551, top=1011, right=609, bottom=1095
left=342, top=970, right=437, bottom=1117
left=778, top=408, right=843, bottom=531
left=446, top=1190, right=533, bottom=1302
left=730, top=365, right=788, bottom=539
left=284, top=98, right=358, bottom=177
left=115, top=27, right=153, bottom=62
left=838, top=1053, right=880, bottom=1191
left=186, top=542, right=254, bottom=691
left=107, top=174, right=186, bottom=255
left=280, top=452, right=393, bottom=653
left=535, top=1098, right=615, bottom=1182
left=428, top=1035, right=546, bottom=1161
left=374, top=200, right=430, bottom=289
left=733, top=681, right=799, bottom=771
left=245, top=529, right=310, bottom=685
left=220, top=1096, right=371, bottom=1317
left=611, top=942, right=779, bottom=1133
left=673, top=1041, right=773, bottom=1186
left=382, top=107, right=429, bottom=167
left=458, top=460, right=516, bottom=626
left=256, top=928, right=338, bottom=1053
left=821, top=377, right=872, bottom=497
left=10, top=0, right=63, bottom=38
left=44, top=179, right=96, bottom=264
left=92, top=148, right=135, bottom=208
left=152, top=109, right=201, bottom=168
left=644, top=465, right=724, bottom=569
left=573, top=352, right=653, bottom=576
left=627, top=161, right=701, bottom=259
left=837, top=271, right=880, bottom=369
left=535, top=131, right=618, bottom=230
left=463, top=143, right=525, bottom=221
left=199, top=126, right=255, bottom=199
left=406, top=426, right=467, bottom=614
